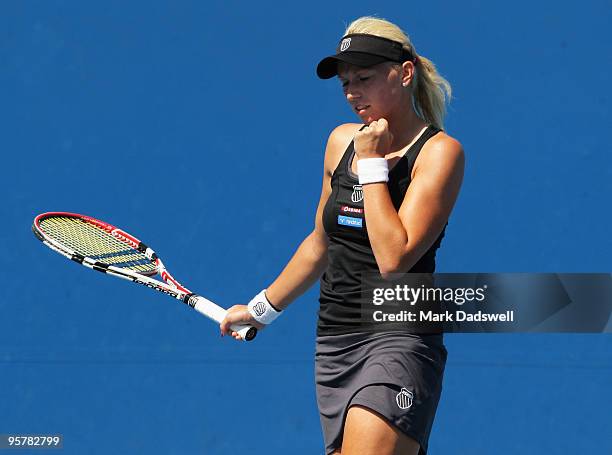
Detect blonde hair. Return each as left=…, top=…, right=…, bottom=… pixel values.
left=344, top=16, right=452, bottom=130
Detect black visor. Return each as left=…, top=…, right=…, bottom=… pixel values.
left=316, top=33, right=415, bottom=79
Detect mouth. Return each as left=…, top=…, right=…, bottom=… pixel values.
left=354, top=104, right=370, bottom=114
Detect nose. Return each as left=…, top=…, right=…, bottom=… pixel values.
left=345, top=89, right=360, bottom=102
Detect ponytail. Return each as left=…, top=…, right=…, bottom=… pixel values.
left=412, top=55, right=452, bottom=130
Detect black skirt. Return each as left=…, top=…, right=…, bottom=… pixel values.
left=315, top=331, right=447, bottom=455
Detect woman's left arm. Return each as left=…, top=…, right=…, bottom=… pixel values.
left=360, top=131, right=464, bottom=279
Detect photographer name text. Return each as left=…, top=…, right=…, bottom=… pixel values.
left=372, top=309, right=514, bottom=323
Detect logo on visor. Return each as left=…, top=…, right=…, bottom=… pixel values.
left=340, top=38, right=351, bottom=52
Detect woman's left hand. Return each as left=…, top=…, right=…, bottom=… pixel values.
left=353, top=118, right=394, bottom=160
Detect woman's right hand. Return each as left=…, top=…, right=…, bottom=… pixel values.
left=220, top=305, right=264, bottom=341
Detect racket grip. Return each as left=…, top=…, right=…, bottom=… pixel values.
left=188, top=294, right=257, bottom=341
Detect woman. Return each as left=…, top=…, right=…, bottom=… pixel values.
left=221, top=16, right=464, bottom=455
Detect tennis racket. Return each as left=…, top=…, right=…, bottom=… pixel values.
left=32, top=212, right=257, bottom=341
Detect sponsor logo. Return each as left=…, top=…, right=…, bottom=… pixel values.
left=351, top=185, right=363, bottom=203
left=253, top=301, right=267, bottom=316
left=396, top=388, right=413, bottom=410
left=337, top=215, right=363, bottom=229
left=187, top=295, right=198, bottom=308
left=133, top=278, right=181, bottom=298
left=340, top=38, right=351, bottom=52
left=341, top=205, right=363, bottom=214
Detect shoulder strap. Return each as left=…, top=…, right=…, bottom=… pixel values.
left=404, top=125, right=441, bottom=170
left=332, top=124, right=367, bottom=178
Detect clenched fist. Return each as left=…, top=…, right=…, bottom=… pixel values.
left=354, top=118, right=394, bottom=160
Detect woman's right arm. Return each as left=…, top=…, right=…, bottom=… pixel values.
left=220, top=123, right=360, bottom=338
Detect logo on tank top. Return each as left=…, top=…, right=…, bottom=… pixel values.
left=351, top=185, right=363, bottom=203
left=341, top=205, right=363, bottom=215
left=340, top=38, right=351, bottom=52
left=396, top=388, right=413, bottom=410
left=337, top=215, right=362, bottom=228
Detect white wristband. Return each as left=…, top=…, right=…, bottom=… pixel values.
left=247, top=289, right=281, bottom=325
left=357, top=158, right=389, bottom=184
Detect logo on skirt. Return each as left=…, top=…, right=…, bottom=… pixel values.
left=396, top=388, right=413, bottom=410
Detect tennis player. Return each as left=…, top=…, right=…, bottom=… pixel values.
left=221, top=16, right=464, bottom=455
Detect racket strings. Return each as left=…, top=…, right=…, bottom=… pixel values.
left=39, top=217, right=157, bottom=274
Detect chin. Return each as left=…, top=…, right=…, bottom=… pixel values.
left=356, top=111, right=372, bottom=121
left=362, top=114, right=378, bottom=124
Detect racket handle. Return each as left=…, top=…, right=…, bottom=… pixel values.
left=188, top=294, right=257, bottom=341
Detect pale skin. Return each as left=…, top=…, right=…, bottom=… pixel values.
left=221, top=58, right=464, bottom=455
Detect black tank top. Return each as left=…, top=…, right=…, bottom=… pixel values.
left=318, top=124, right=445, bottom=335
